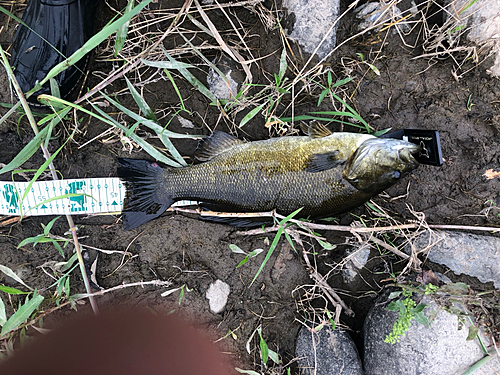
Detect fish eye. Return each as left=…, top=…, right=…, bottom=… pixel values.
left=392, top=171, right=401, bottom=179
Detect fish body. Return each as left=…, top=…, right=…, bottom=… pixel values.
left=118, top=122, right=420, bottom=230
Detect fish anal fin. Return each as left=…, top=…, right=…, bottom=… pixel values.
left=300, top=121, right=333, bottom=139
left=305, top=151, right=344, bottom=172
left=194, top=131, right=244, bottom=162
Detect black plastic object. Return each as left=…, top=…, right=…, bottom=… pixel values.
left=380, top=129, right=443, bottom=166
left=10, top=0, right=97, bottom=105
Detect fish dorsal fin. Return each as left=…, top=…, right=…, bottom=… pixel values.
left=305, top=151, right=345, bottom=172
left=300, top=121, right=333, bottom=138
left=194, top=131, right=244, bottom=162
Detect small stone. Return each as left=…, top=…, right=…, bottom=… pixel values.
left=405, top=80, right=418, bottom=92
left=296, top=324, right=363, bottom=375
left=355, top=2, right=410, bottom=33
left=177, top=116, right=195, bottom=129
left=342, top=245, right=370, bottom=283
left=207, top=55, right=242, bottom=100
left=205, top=280, right=230, bottom=314
left=283, top=0, right=340, bottom=59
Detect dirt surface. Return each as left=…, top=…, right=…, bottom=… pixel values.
left=0, top=0, right=499, bottom=372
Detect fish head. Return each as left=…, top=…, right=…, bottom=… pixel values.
left=343, top=138, right=421, bottom=193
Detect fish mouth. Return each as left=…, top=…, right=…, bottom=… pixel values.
left=398, top=142, right=421, bottom=168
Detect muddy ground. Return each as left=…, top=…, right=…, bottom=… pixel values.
left=0, top=0, right=499, bottom=373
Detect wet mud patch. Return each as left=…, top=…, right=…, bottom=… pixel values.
left=0, top=0, right=499, bottom=372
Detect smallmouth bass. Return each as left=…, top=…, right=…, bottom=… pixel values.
left=118, top=122, right=420, bottom=230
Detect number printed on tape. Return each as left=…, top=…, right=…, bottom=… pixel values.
left=0, top=178, right=199, bottom=216
left=0, top=178, right=125, bottom=216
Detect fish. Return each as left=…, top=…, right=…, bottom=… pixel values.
left=117, top=122, right=420, bottom=230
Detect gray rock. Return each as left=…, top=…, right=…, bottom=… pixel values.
left=355, top=1, right=411, bottom=33
left=296, top=324, right=363, bottom=375
left=404, top=230, right=500, bottom=288
left=207, top=55, right=242, bottom=100
left=342, top=245, right=370, bottom=283
left=446, top=0, right=500, bottom=77
left=283, top=0, right=340, bottom=59
left=205, top=279, right=230, bottom=314
left=363, top=293, right=499, bottom=375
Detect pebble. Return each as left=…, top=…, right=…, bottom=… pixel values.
left=205, top=279, right=230, bottom=314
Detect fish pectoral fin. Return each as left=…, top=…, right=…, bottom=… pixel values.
left=305, top=151, right=345, bottom=172
left=194, top=130, right=244, bottom=162
left=300, top=121, right=333, bottom=139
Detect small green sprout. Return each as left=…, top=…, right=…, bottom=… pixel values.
left=229, top=244, right=264, bottom=268
left=467, top=93, right=475, bottom=111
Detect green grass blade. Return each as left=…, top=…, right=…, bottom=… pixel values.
left=38, top=94, right=186, bottom=168
left=0, top=293, right=44, bottom=337
left=331, top=93, right=371, bottom=131
left=331, top=77, right=353, bottom=88
left=459, top=0, right=480, bottom=15
left=160, top=50, right=218, bottom=104
left=124, top=76, right=157, bottom=121
left=20, top=128, right=75, bottom=206
left=89, top=102, right=183, bottom=167
left=251, top=208, right=302, bottom=285
left=17, top=234, right=45, bottom=248
left=279, top=114, right=365, bottom=127
left=100, top=93, right=192, bottom=139
left=0, top=265, right=33, bottom=291
left=163, top=69, right=188, bottom=112
left=114, top=0, right=135, bottom=57
left=0, top=125, right=50, bottom=175
left=258, top=327, right=269, bottom=365
left=0, top=286, right=30, bottom=295
left=240, top=103, right=265, bottom=127
left=277, top=48, right=287, bottom=85
left=24, top=194, right=93, bottom=215
left=36, top=0, right=153, bottom=90
left=101, top=93, right=188, bottom=166
left=0, top=297, right=6, bottom=326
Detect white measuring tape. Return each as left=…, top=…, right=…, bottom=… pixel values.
left=0, top=178, right=196, bottom=216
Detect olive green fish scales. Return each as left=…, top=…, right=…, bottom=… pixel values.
left=118, top=122, right=420, bottom=230
left=164, top=134, right=373, bottom=216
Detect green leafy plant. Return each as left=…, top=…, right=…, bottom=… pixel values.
left=230, top=245, right=264, bottom=268
left=236, top=325, right=281, bottom=374
left=17, top=216, right=69, bottom=257
left=250, top=208, right=302, bottom=285
left=385, top=289, right=430, bottom=344
left=0, top=266, right=44, bottom=340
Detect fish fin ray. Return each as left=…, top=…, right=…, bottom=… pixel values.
left=305, top=151, right=345, bottom=172
left=194, top=131, right=244, bottom=162
left=117, top=158, right=173, bottom=230
left=300, top=121, right=333, bottom=138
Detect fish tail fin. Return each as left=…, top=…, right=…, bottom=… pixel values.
left=117, top=158, right=174, bottom=230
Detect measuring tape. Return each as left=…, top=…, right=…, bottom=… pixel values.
left=0, top=178, right=196, bottom=216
